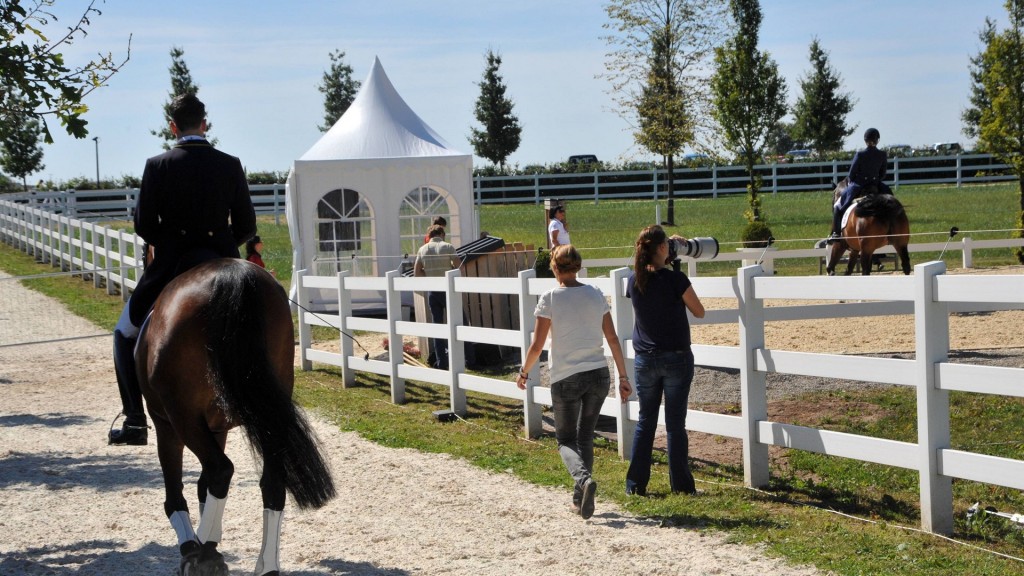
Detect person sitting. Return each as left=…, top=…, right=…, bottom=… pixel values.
left=829, top=128, right=893, bottom=243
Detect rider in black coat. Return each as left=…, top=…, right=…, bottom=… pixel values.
left=109, top=94, right=256, bottom=445
left=830, top=128, right=894, bottom=242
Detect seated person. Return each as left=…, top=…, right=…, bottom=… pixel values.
left=830, top=127, right=893, bottom=242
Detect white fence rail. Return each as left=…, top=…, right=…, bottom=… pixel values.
left=296, top=262, right=1024, bottom=535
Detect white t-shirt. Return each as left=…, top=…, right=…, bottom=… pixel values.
left=534, top=284, right=609, bottom=383
left=548, top=219, right=570, bottom=246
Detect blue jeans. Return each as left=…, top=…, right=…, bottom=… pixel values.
left=427, top=291, right=448, bottom=370
left=626, top=349, right=696, bottom=495
left=551, top=367, right=610, bottom=505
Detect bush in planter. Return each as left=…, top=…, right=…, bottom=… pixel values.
left=741, top=220, right=773, bottom=248
left=534, top=248, right=555, bottom=278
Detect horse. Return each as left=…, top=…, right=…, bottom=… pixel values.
left=826, top=179, right=911, bottom=276
left=136, top=258, right=336, bottom=576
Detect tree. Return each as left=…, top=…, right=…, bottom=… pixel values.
left=963, top=17, right=998, bottom=142
left=150, top=46, right=212, bottom=149
left=603, top=0, right=730, bottom=225
left=977, top=0, right=1024, bottom=262
left=791, top=38, right=855, bottom=153
left=468, top=49, right=522, bottom=169
left=0, top=88, right=45, bottom=190
left=710, top=0, right=787, bottom=238
left=763, top=120, right=796, bottom=157
left=1, top=0, right=130, bottom=143
left=318, top=49, right=360, bottom=132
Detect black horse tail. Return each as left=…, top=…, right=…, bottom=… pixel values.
left=855, top=194, right=906, bottom=234
left=204, top=262, right=336, bottom=509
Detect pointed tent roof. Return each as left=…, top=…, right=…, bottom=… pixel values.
left=300, top=57, right=466, bottom=161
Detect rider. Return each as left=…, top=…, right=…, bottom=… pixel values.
left=108, top=93, right=257, bottom=446
left=828, top=127, right=893, bottom=243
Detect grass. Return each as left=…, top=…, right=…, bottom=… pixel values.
left=2, top=183, right=1024, bottom=574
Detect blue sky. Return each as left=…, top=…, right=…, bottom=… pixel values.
left=32, top=0, right=1009, bottom=183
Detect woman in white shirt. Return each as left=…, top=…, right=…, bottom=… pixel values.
left=548, top=205, right=570, bottom=247
left=516, top=245, right=630, bottom=519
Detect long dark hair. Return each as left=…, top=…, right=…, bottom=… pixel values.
left=633, top=225, right=667, bottom=294
left=245, top=235, right=261, bottom=258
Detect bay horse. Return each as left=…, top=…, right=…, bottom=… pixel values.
left=136, top=258, right=335, bottom=575
left=826, top=179, right=911, bottom=276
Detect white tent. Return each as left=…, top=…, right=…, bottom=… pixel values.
left=286, top=57, right=475, bottom=311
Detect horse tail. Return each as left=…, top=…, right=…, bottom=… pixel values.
left=205, top=262, right=336, bottom=510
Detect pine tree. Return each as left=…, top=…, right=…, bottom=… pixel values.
left=791, top=38, right=855, bottom=153
left=962, top=17, right=997, bottom=142
left=318, top=50, right=360, bottom=132
left=150, top=47, right=211, bottom=149
left=468, top=50, right=522, bottom=170
left=0, top=88, right=46, bottom=191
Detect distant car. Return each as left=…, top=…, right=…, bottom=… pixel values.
left=933, top=142, right=962, bottom=155
left=886, top=144, right=913, bottom=157
left=567, top=154, right=599, bottom=165
left=680, top=152, right=709, bottom=161
left=785, top=149, right=812, bottom=162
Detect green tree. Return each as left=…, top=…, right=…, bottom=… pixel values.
left=791, top=37, right=855, bottom=153
left=0, top=0, right=130, bottom=143
left=468, top=49, right=522, bottom=169
left=317, top=49, right=360, bottom=132
left=0, top=87, right=45, bottom=190
left=962, top=17, right=997, bottom=142
left=150, top=46, right=212, bottom=149
left=603, top=0, right=729, bottom=225
left=763, top=120, right=796, bottom=157
left=977, top=0, right=1024, bottom=262
left=710, top=0, right=787, bottom=236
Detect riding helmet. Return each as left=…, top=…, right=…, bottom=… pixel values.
left=864, top=127, right=880, bottom=142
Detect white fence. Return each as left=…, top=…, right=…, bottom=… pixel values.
left=3, top=196, right=1024, bottom=535
left=296, top=263, right=1024, bottom=535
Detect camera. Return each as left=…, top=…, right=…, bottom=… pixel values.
left=668, top=237, right=719, bottom=261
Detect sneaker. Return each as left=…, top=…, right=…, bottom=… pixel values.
left=580, top=479, right=597, bottom=519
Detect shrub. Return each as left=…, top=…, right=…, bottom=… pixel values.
left=741, top=220, right=773, bottom=248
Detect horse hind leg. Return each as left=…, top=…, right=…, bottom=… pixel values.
left=898, top=244, right=911, bottom=275
left=845, top=249, right=860, bottom=276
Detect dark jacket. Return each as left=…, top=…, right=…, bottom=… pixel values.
left=848, top=145, right=888, bottom=187
left=129, top=139, right=256, bottom=325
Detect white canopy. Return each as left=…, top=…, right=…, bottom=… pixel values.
left=286, top=57, right=475, bottom=311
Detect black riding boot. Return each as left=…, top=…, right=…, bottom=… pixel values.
left=828, top=207, right=843, bottom=244
left=110, top=330, right=148, bottom=445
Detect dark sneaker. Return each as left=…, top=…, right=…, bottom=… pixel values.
left=580, top=478, right=597, bottom=519
left=108, top=424, right=148, bottom=446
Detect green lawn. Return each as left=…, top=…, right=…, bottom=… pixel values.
left=2, top=182, right=1023, bottom=575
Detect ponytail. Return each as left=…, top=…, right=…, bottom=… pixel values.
left=633, top=225, right=667, bottom=294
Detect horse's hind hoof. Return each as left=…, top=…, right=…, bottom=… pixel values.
left=179, top=541, right=228, bottom=576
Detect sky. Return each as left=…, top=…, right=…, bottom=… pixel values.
left=24, top=0, right=1011, bottom=184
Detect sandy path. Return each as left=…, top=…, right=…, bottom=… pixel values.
left=0, top=279, right=822, bottom=575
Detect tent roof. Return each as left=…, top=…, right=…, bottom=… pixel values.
left=299, top=57, right=467, bottom=161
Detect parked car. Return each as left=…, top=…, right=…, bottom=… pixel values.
left=886, top=144, right=913, bottom=157
left=785, top=149, right=813, bottom=162
left=933, top=142, right=962, bottom=155
left=567, top=154, right=599, bottom=165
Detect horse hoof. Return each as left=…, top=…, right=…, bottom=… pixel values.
left=179, top=542, right=228, bottom=576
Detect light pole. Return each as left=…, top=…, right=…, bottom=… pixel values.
left=92, top=136, right=100, bottom=189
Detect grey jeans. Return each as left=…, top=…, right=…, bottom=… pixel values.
left=550, top=367, right=611, bottom=504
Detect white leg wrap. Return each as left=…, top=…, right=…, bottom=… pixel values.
left=254, top=509, right=283, bottom=576
left=169, top=510, right=197, bottom=547
left=196, top=492, right=226, bottom=544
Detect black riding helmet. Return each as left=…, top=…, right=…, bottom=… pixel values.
left=864, top=127, right=880, bottom=143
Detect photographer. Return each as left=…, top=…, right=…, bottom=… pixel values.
left=625, top=225, right=705, bottom=496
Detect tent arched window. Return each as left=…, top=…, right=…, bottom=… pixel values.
left=315, top=188, right=375, bottom=276
left=399, top=185, right=457, bottom=256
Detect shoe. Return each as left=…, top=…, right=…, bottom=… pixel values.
left=108, top=424, right=148, bottom=446
left=580, top=478, right=597, bottom=520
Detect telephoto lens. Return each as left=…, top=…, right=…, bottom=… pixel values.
left=669, top=237, right=719, bottom=261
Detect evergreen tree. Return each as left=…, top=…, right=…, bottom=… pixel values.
left=962, top=17, right=997, bottom=142
left=791, top=38, right=855, bottom=152
left=0, top=87, right=45, bottom=191
left=150, top=47, right=211, bottom=149
left=763, top=120, right=797, bottom=157
left=468, top=50, right=522, bottom=169
left=710, top=0, right=787, bottom=236
left=318, top=50, right=360, bottom=132
left=977, top=0, right=1024, bottom=262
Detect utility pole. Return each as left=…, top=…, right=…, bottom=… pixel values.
left=92, top=136, right=100, bottom=189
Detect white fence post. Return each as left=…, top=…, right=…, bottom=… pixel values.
left=961, top=237, right=973, bottom=269
left=446, top=268, right=467, bottom=415
left=337, top=270, right=355, bottom=387
left=610, top=267, right=635, bottom=460
left=738, top=264, right=769, bottom=487
left=914, top=261, right=953, bottom=534
left=297, top=269, right=312, bottom=371
left=385, top=270, right=406, bottom=404
left=517, top=268, right=543, bottom=438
